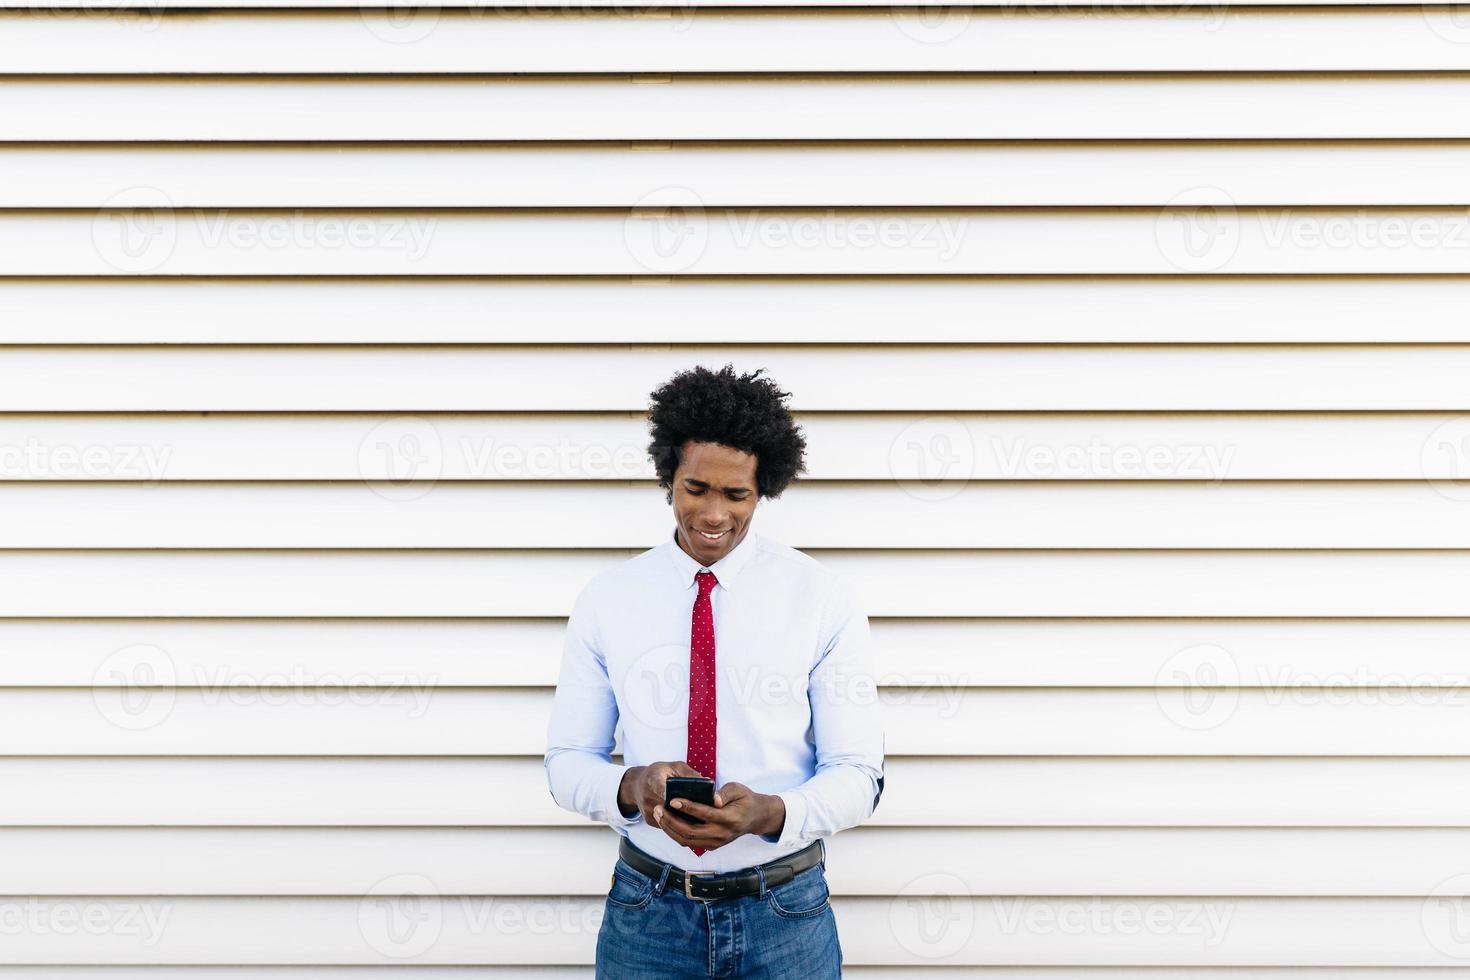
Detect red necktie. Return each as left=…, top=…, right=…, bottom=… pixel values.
left=687, top=569, right=718, bottom=855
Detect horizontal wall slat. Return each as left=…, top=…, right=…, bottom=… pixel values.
left=9, top=76, right=1470, bottom=141
left=2, top=973, right=1466, bottom=980
left=2, top=826, right=1466, bottom=896
left=11, top=756, right=1470, bottom=827
left=8, top=10, right=1470, bottom=74
left=1, top=412, right=1460, bottom=481
left=0, top=895, right=1459, bottom=966
left=42, top=207, right=1470, bottom=275
left=4, top=346, right=1470, bottom=410
left=1, top=481, right=1465, bottom=549
left=0, top=550, right=1466, bottom=617
left=9, top=617, right=1470, bottom=689
left=16, top=687, right=1470, bottom=756
left=9, top=277, right=1470, bottom=344
left=21, top=144, right=1470, bottom=209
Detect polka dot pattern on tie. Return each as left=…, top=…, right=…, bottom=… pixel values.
left=686, top=569, right=718, bottom=855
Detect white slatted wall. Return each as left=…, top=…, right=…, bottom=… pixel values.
left=5, top=2, right=1470, bottom=976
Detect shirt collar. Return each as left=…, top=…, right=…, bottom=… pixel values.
left=664, top=524, right=760, bottom=592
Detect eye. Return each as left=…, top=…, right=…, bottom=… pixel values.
left=685, top=487, right=705, bottom=496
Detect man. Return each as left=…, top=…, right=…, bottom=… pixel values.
left=544, top=363, right=886, bottom=978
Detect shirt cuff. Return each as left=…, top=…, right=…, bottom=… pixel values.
left=758, top=790, right=808, bottom=847
left=604, top=764, right=644, bottom=829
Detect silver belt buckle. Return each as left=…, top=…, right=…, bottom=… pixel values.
left=683, top=870, right=716, bottom=900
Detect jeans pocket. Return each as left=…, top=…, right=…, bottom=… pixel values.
left=766, top=866, right=831, bottom=919
left=606, top=860, right=656, bottom=911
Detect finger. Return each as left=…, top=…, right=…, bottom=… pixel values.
left=669, top=798, right=728, bottom=824
left=660, top=817, right=701, bottom=848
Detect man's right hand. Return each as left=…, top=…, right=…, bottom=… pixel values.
left=618, top=761, right=704, bottom=826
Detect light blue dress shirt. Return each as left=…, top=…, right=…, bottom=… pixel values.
left=544, top=524, right=886, bottom=872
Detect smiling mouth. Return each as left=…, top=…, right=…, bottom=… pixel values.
left=695, top=529, right=729, bottom=543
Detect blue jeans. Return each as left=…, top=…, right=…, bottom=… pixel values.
left=594, top=844, right=842, bottom=979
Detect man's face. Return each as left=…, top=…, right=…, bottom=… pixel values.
left=671, top=440, right=759, bottom=565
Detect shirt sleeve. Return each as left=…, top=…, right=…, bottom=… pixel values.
left=759, top=577, right=886, bottom=847
left=544, top=581, right=643, bottom=830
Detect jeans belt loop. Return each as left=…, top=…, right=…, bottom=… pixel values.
left=655, top=862, right=673, bottom=897
left=755, top=865, right=767, bottom=900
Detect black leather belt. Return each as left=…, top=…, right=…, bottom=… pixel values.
left=618, top=836, right=824, bottom=902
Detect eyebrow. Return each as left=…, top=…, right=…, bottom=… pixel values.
left=683, top=477, right=753, bottom=495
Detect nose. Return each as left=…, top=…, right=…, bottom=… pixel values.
left=695, top=498, right=730, bottom=530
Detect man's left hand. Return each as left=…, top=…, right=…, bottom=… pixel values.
left=653, top=781, right=785, bottom=851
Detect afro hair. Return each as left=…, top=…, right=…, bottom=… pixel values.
left=646, top=363, right=808, bottom=502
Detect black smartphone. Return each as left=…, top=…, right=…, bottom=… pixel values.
left=663, top=776, right=715, bottom=824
